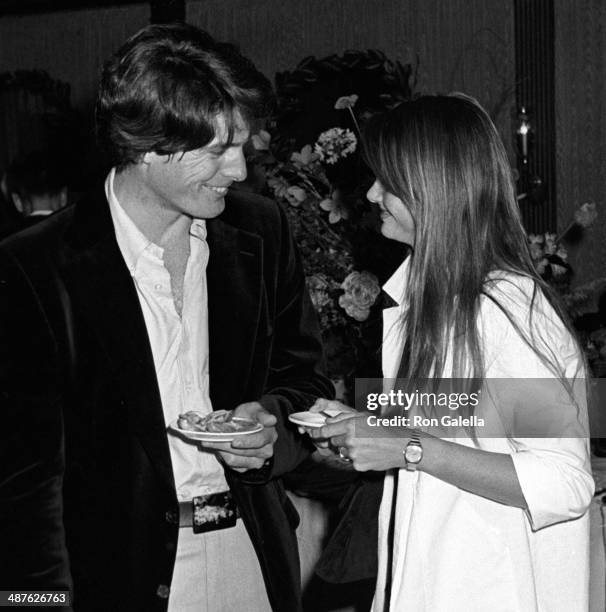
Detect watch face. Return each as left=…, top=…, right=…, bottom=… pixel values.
left=405, top=444, right=423, bottom=463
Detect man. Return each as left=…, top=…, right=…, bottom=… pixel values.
left=5, top=150, right=68, bottom=230
left=0, top=23, right=332, bottom=611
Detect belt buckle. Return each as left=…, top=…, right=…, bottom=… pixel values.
left=192, top=491, right=238, bottom=534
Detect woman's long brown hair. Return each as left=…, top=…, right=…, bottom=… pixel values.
left=363, top=94, right=582, bottom=388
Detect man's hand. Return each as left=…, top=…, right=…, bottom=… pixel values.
left=200, top=402, right=278, bottom=473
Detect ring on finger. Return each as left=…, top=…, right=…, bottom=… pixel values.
left=338, top=446, right=352, bottom=463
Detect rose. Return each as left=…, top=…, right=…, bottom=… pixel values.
left=307, top=274, right=332, bottom=311
left=338, top=271, right=381, bottom=321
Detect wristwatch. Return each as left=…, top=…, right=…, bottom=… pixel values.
left=403, top=430, right=423, bottom=471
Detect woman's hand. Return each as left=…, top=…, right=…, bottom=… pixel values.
left=296, top=398, right=357, bottom=447
left=310, top=410, right=410, bottom=472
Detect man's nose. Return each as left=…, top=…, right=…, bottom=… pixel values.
left=222, top=147, right=247, bottom=182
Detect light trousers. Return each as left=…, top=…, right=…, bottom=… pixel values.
left=168, top=519, right=272, bottom=612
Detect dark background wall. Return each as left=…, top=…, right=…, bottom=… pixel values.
left=554, top=0, right=605, bottom=284
left=0, top=3, right=150, bottom=109
left=0, top=0, right=603, bottom=284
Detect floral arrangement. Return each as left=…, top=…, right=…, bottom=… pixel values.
left=527, top=201, right=606, bottom=375
left=248, top=51, right=415, bottom=385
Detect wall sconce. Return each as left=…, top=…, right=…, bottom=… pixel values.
left=515, top=106, right=544, bottom=204
left=516, top=106, right=531, bottom=167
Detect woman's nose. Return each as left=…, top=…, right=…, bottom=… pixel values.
left=366, top=180, right=382, bottom=204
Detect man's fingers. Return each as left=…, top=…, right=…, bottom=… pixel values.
left=217, top=452, right=267, bottom=471
left=203, top=441, right=274, bottom=458
left=254, top=411, right=277, bottom=427
left=233, top=402, right=277, bottom=427
left=231, top=428, right=277, bottom=449
left=201, top=428, right=276, bottom=451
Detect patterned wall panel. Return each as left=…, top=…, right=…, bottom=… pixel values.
left=186, top=0, right=516, bottom=155
left=0, top=4, right=150, bottom=109
left=514, top=0, right=556, bottom=233
left=554, top=0, right=606, bottom=285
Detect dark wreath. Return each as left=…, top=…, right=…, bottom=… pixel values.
left=248, top=50, right=417, bottom=384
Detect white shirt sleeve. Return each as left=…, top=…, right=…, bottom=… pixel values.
left=479, top=275, right=594, bottom=530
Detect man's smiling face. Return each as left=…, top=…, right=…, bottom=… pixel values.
left=140, top=112, right=249, bottom=220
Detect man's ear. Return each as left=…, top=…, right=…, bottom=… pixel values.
left=59, top=187, right=68, bottom=209
left=11, top=192, right=24, bottom=214
left=141, top=152, right=156, bottom=165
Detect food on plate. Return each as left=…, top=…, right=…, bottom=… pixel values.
left=177, top=410, right=258, bottom=434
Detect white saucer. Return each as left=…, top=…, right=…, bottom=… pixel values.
left=169, top=418, right=263, bottom=442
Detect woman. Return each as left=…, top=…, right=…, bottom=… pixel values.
left=310, top=94, right=593, bottom=611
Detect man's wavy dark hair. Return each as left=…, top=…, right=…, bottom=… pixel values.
left=96, top=23, right=273, bottom=169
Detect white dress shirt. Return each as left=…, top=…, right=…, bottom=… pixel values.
left=374, top=258, right=593, bottom=612
left=106, top=169, right=228, bottom=500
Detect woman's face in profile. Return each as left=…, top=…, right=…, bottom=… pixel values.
left=367, top=179, right=415, bottom=246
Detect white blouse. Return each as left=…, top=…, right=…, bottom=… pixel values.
left=373, top=259, right=594, bottom=612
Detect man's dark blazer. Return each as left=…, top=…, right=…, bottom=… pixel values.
left=0, top=185, right=333, bottom=611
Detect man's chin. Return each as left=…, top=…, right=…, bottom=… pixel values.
left=192, top=196, right=226, bottom=219
left=209, top=196, right=226, bottom=217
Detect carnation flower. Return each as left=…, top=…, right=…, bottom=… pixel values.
left=334, top=95, right=361, bottom=134
left=528, top=234, right=544, bottom=261
left=559, top=201, right=598, bottom=241
left=334, top=94, right=359, bottom=110
left=573, top=201, right=597, bottom=228
left=528, top=232, right=569, bottom=265
left=314, top=128, right=357, bottom=164
left=536, top=258, right=548, bottom=275
left=544, top=233, right=557, bottom=255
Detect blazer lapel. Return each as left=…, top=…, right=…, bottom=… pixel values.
left=206, top=217, right=263, bottom=411
left=63, top=195, right=175, bottom=493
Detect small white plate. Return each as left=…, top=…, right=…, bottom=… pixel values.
left=289, top=411, right=328, bottom=429
left=169, top=418, right=263, bottom=442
